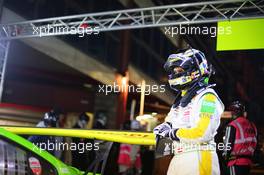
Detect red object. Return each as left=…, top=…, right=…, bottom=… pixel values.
left=228, top=117, right=257, bottom=166
left=80, top=23, right=89, bottom=28
left=116, top=73, right=129, bottom=129
left=0, top=103, right=50, bottom=112
left=29, top=157, right=42, bottom=175
left=118, top=144, right=142, bottom=169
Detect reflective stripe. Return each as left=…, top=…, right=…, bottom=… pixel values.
left=238, top=148, right=248, bottom=154
left=120, top=150, right=130, bottom=155
left=234, top=120, right=245, bottom=141
left=229, top=166, right=236, bottom=175
left=223, top=126, right=231, bottom=156
left=230, top=118, right=257, bottom=157
left=234, top=137, right=257, bottom=144
left=232, top=166, right=236, bottom=175
left=233, top=120, right=257, bottom=143
left=248, top=146, right=255, bottom=153
left=238, top=146, right=255, bottom=154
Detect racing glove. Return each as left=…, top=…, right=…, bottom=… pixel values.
left=153, top=122, right=179, bottom=141
left=153, top=122, right=172, bottom=137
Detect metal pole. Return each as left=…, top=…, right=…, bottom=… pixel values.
left=0, top=40, right=10, bottom=101
left=0, top=0, right=10, bottom=102
left=130, top=99, right=136, bottom=120
left=139, top=80, right=146, bottom=116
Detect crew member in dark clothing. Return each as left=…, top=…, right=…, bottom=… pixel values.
left=93, top=111, right=107, bottom=129
left=28, top=111, right=58, bottom=155
left=72, top=112, right=95, bottom=171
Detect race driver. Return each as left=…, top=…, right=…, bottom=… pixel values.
left=154, top=49, right=224, bottom=175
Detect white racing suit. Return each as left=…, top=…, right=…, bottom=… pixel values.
left=165, top=88, right=224, bottom=175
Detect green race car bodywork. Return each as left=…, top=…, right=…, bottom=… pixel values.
left=0, top=126, right=153, bottom=175
left=0, top=127, right=88, bottom=175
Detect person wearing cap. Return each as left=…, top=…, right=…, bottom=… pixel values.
left=223, top=101, right=257, bottom=175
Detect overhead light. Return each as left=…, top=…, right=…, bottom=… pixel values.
left=121, top=76, right=127, bottom=86
left=83, top=84, right=93, bottom=88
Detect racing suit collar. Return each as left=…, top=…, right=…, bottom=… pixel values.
left=172, top=78, right=214, bottom=108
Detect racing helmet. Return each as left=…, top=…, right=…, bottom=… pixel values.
left=228, top=101, right=245, bottom=118
left=43, top=111, right=58, bottom=127
left=164, top=49, right=210, bottom=91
